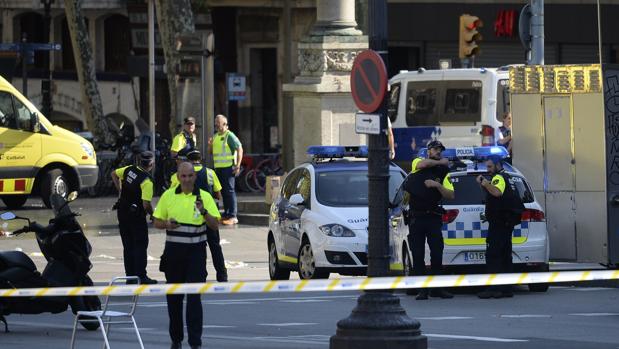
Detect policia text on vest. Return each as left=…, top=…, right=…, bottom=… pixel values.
left=111, top=151, right=157, bottom=285
left=153, top=162, right=221, bottom=348
left=404, top=140, right=455, bottom=300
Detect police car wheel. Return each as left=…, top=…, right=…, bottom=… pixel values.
left=298, top=240, right=329, bottom=280
left=268, top=238, right=290, bottom=280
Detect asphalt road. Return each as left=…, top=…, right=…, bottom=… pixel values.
left=1, top=197, right=619, bottom=348
left=1, top=287, right=619, bottom=349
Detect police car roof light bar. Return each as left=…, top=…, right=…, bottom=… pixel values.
left=418, top=146, right=509, bottom=161
left=307, top=145, right=369, bottom=159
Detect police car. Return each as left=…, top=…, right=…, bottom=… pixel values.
left=267, top=146, right=407, bottom=280
left=391, top=146, right=550, bottom=291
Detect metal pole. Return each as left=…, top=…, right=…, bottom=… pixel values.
left=597, top=0, right=603, bottom=65
left=21, top=33, right=27, bottom=97
left=530, top=0, right=544, bottom=64
left=330, top=1, right=426, bottom=348
left=205, top=33, right=215, bottom=168
left=148, top=0, right=156, bottom=157
left=41, top=0, right=54, bottom=119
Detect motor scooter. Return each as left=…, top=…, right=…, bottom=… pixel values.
left=0, top=192, right=101, bottom=331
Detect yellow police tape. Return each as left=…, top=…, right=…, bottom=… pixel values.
left=1, top=270, right=618, bottom=298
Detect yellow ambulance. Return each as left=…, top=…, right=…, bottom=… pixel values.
left=0, top=75, right=97, bottom=209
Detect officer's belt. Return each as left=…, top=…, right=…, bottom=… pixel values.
left=166, top=224, right=207, bottom=244
left=411, top=209, right=443, bottom=217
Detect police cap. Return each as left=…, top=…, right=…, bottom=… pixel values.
left=139, top=151, right=155, bottom=163
left=426, top=140, right=445, bottom=151
left=184, top=116, right=196, bottom=125
left=186, top=149, right=202, bottom=161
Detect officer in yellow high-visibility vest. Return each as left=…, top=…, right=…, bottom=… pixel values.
left=170, top=116, right=198, bottom=158
left=153, top=162, right=220, bottom=349
left=208, top=114, right=243, bottom=225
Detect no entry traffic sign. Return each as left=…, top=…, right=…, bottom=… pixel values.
left=350, top=50, right=388, bottom=113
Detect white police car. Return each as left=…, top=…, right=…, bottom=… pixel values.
left=267, top=146, right=407, bottom=280
left=391, top=147, right=550, bottom=291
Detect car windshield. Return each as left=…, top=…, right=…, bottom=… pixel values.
left=443, top=173, right=535, bottom=205
left=316, top=170, right=404, bottom=207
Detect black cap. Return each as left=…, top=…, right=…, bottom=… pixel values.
left=186, top=149, right=202, bottom=161
left=139, top=151, right=154, bottom=162
left=184, top=116, right=196, bottom=124
left=426, top=140, right=445, bottom=151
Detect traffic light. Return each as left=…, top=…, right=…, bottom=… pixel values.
left=459, top=14, right=483, bottom=59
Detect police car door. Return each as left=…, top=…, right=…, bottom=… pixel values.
left=284, top=169, right=311, bottom=257
left=277, top=169, right=301, bottom=260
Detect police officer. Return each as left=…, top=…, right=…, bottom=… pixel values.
left=405, top=140, right=455, bottom=300
left=169, top=150, right=228, bottom=282
left=476, top=155, right=525, bottom=299
left=208, top=114, right=243, bottom=225
left=111, top=151, right=157, bottom=285
left=171, top=116, right=198, bottom=158
left=153, top=162, right=220, bottom=349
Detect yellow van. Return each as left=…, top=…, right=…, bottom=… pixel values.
left=0, top=75, right=97, bottom=209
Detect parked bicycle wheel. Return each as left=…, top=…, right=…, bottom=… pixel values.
left=244, top=169, right=262, bottom=193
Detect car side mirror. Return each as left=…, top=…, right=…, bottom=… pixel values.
left=0, top=212, right=16, bottom=221
left=289, top=194, right=305, bottom=206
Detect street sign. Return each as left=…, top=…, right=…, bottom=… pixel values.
left=227, top=73, right=246, bottom=101
left=350, top=50, right=388, bottom=113
left=355, top=113, right=381, bottom=135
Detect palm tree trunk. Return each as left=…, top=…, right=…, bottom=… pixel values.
left=155, top=0, right=195, bottom=137
left=63, top=0, right=113, bottom=148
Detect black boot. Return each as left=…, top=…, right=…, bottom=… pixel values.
left=416, top=289, right=429, bottom=300
left=430, top=288, right=454, bottom=299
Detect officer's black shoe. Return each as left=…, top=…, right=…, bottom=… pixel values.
left=477, top=290, right=502, bottom=299
left=430, top=288, right=454, bottom=299
left=126, top=279, right=138, bottom=285
left=416, top=290, right=429, bottom=300
left=190, top=346, right=201, bottom=349
left=405, top=288, right=419, bottom=296
left=170, top=342, right=182, bottom=349
left=217, top=269, right=228, bottom=282
left=140, top=276, right=158, bottom=285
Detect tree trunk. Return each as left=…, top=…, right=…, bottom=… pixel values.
left=155, top=0, right=195, bottom=137
left=63, top=0, right=113, bottom=148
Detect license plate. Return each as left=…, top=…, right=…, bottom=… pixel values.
left=464, top=251, right=485, bottom=262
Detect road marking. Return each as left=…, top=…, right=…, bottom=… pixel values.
left=257, top=322, right=318, bottom=327
left=500, top=314, right=552, bottom=318
left=417, top=316, right=473, bottom=320
left=203, top=325, right=236, bottom=328
left=426, top=334, right=528, bottom=342
left=210, top=301, right=258, bottom=305
left=280, top=299, right=329, bottom=303
left=206, top=334, right=327, bottom=346
left=567, top=287, right=613, bottom=292
left=569, top=313, right=619, bottom=317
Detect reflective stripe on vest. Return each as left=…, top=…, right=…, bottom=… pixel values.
left=213, top=131, right=235, bottom=168
left=165, top=224, right=207, bottom=244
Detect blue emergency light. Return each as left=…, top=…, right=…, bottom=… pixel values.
left=307, top=145, right=368, bottom=159
left=418, top=146, right=509, bottom=161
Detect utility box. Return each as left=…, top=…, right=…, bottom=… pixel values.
left=510, top=64, right=619, bottom=266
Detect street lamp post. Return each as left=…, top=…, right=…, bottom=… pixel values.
left=330, top=1, right=427, bottom=348
left=41, top=0, right=54, bottom=118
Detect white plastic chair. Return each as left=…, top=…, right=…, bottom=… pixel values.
left=70, top=276, right=144, bottom=349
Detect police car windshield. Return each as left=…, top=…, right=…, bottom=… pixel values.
left=316, top=170, right=404, bottom=207
left=443, top=174, right=535, bottom=205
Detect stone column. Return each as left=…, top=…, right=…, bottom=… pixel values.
left=283, top=0, right=368, bottom=165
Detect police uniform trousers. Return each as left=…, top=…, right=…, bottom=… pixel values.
left=486, top=219, right=514, bottom=291
left=206, top=227, right=226, bottom=275
left=408, top=213, right=444, bottom=275
left=117, top=208, right=149, bottom=278
left=163, top=241, right=207, bottom=347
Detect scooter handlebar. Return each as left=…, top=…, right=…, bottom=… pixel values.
left=11, top=226, right=30, bottom=236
